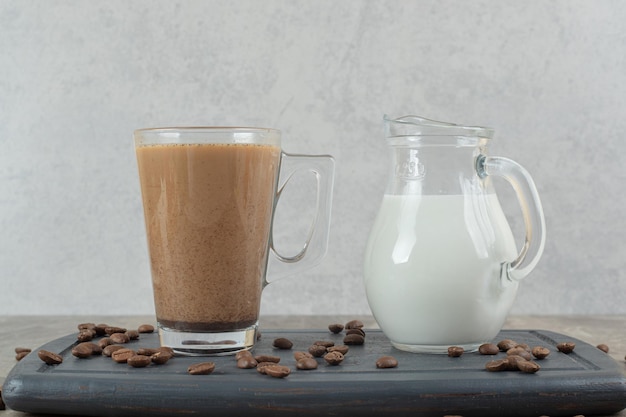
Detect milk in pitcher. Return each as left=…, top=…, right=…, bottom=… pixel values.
left=363, top=193, right=519, bottom=352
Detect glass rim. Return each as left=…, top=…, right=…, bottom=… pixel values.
left=134, top=126, right=281, bottom=146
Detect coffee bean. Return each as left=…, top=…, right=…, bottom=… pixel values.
left=308, top=344, right=327, bottom=357
left=497, top=339, right=517, bottom=351
left=254, top=354, right=280, bottom=363
left=343, top=334, right=365, bottom=345
left=556, top=342, right=576, bottom=354
left=485, top=358, right=509, bottom=372
left=237, top=356, right=258, bottom=369
left=264, top=365, right=291, bottom=378
left=103, top=345, right=126, bottom=357
left=104, top=326, right=127, bottom=336
left=72, top=342, right=101, bottom=358
left=97, top=337, right=113, bottom=349
left=188, top=362, right=215, bottom=375
left=273, top=337, right=293, bottom=350
left=345, top=319, right=364, bottom=330
left=345, top=328, right=366, bottom=337
left=324, top=351, right=344, bottom=366
left=328, top=323, right=344, bottom=334
left=313, top=340, right=334, bottom=348
left=128, top=355, right=152, bottom=368
left=38, top=350, right=63, bottom=365
left=136, top=347, right=161, bottom=356
left=327, top=345, right=349, bottom=355
left=94, top=324, right=109, bottom=336
left=256, top=362, right=277, bottom=374
left=151, top=350, right=173, bottom=365
left=531, top=346, right=551, bottom=360
left=507, top=347, right=531, bottom=361
left=376, top=356, right=398, bottom=369
left=111, top=348, right=135, bottom=363
left=294, top=351, right=314, bottom=361
left=77, top=323, right=96, bottom=332
left=505, top=355, right=527, bottom=370
left=478, top=343, right=499, bottom=355
left=77, top=329, right=95, bottom=342
left=596, top=344, right=609, bottom=353
left=110, top=332, right=130, bottom=344
left=235, top=350, right=253, bottom=360
left=137, top=324, right=155, bottom=333
left=15, top=351, right=29, bottom=361
left=296, top=357, right=318, bottom=370
left=517, top=360, right=541, bottom=374
left=515, top=343, right=531, bottom=352
left=15, top=347, right=32, bottom=354
left=125, top=330, right=140, bottom=340
left=447, top=346, right=464, bottom=357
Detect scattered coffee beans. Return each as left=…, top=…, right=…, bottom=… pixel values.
left=110, top=332, right=130, bottom=344
left=137, top=324, right=155, bottom=333
left=151, top=350, right=173, bottom=365
left=136, top=347, right=160, bottom=356
left=556, top=342, right=576, bottom=354
left=188, top=362, right=216, bottom=375
left=264, top=364, right=291, bottom=378
left=235, top=350, right=253, bottom=360
left=596, top=344, right=609, bottom=353
left=254, top=354, right=280, bottom=363
left=531, top=346, right=550, bottom=360
left=343, top=334, right=365, bottom=345
left=103, top=345, right=125, bottom=357
left=104, top=326, right=127, bottom=336
left=256, top=362, right=278, bottom=374
left=15, top=351, right=29, bottom=361
left=111, top=348, right=135, bottom=363
left=497, top=339, right=517, bottom=351
left=505, top=355, right=527, bottom=371
left=294, top=351, right=314, bottom=361
left=237, top=356, right=258, bottom=369
left=94, top=324, right=109, bottom=336
left=376, top=356, right=398, bottom=369
left=308, top=344, right=327, bottom=357
left=345, top=328, right=366, bottom=337
left=98, top=337, right=113, bottom=349
left=478, top=343, right=499, bottom=355
left=38, top=350, right=63, bottom=365
left=127, top=355, right=152, bottom=368
left=517, top=360, right=541, bottom=374
left=327, top=345, right=349, bottom=355
left=15, top=347, right=32, bottom=360
left=77, top=329, right=95, bottom=342
left=328, top=323, right=344, bottom=334
left=272, top=337, right=293, bottom=350
left=324, top=351, right=344, bottom=366
left=296, top=357, right=318, bottom=370
left=506, top=347, right=531, bottom=361
left=72, top=342, right=100, bottom=358
left=126, top=330, right=140, bottom=340
left=345, top=319, right=364, bottom=330
left=313, top=340, right=334, bottom=348
left=485, top=358, right=510, bottom=372
left=447, top=346, right=464, bottom=357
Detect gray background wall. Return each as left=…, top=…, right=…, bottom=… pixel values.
left=1, top=0, right=624, bottom=317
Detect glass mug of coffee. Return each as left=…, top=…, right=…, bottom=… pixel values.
left=134, top=127, right=334, bottom=355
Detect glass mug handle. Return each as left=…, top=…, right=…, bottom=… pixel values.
left=265, top=152, right=335, bottom=285
left=476, top=155, right=547, bottom=282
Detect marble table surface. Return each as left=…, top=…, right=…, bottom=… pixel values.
left=1, top=315, right=625, bottom=416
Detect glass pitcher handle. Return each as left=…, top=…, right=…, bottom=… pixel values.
left=265, top=152, right=335, bottom=285
left=476, top=155, right=546, bottom=282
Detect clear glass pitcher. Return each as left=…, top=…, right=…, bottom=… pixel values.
left=363, top=115, right=546, bottom=353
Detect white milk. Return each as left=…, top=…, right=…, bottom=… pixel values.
left=364, top=193, right=519, bottom=352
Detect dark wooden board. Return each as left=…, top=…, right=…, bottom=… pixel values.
left=3, top=329, right=626, bottom=416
